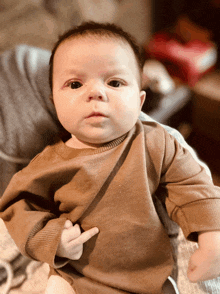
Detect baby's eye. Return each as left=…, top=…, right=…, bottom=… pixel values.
left=108, top=80, right=123, bottom=88
left=68, top=81, right=82, bottom=89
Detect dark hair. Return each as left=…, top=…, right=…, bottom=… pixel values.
left=49, top=21, right=145, bottom=91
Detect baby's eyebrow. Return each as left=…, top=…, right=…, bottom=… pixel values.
left=105, top=68, right=129, bottom=76
left=64, top=69, right=86, bottom=77
left=64, top=68, right=129, bottom=77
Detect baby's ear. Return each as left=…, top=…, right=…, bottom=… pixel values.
left=140, top=90, right=146, bottom=109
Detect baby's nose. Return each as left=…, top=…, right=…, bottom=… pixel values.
left=87, top=84, right=107, bottom=101
left=88, top=94, right=103, bottom=101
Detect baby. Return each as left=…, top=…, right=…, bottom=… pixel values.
left=1, top=22, right=220, bottom=294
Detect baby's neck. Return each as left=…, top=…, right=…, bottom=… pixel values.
left=65, top=136, right=104, bottom=150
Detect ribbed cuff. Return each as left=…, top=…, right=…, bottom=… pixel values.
left=171, top=199, right=220, bottom=241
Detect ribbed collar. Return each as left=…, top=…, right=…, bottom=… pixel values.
left=52, top=132, right=129, bottom=159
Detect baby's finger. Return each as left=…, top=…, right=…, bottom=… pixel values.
left=76, top=227, right=99, bottom=245
left=61, top=224, right=81, bottom=244
left=68, top=224, right=82, bottom=239
left=64, top=220, right=73, bottom=229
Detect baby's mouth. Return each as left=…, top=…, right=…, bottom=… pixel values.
left=86, top=112, right=106, bottom=118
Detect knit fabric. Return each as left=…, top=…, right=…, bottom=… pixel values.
left=1, top=120, right=220, bottom=293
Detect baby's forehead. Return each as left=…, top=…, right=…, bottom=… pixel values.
left=61, top=33, right=133, bottom=53
left=57, top=34, right=141, bottom=79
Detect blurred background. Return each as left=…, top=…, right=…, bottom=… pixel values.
left=0, top=0, right=220, bottom=180
left=0, top=0, right=151, bottom=54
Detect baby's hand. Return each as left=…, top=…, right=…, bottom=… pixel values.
left=188, top=231, right=220, bottom=282
left=56, top=220, right=99, bottom=260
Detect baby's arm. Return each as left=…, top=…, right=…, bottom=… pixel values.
left=188, top=230, right=220, bottom=282
left=155, top=127, right=220, bottom=283
left=56, top=220, right=99, bottom=260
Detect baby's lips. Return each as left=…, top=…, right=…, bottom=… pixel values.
left=86, top=112, right=107, bottom=118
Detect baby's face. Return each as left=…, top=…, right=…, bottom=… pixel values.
left=52, top=36, right=146, bottom=147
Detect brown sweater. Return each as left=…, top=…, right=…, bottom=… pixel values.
left=1, top=120, right=220, bottom=294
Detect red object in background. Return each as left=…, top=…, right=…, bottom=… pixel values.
left=212, top=0, right=220, bottom=7
left=146, top=32, right=217, bottom=87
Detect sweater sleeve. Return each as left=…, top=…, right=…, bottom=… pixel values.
left=0, top=164, right=68, bottom=268
left=160, top=129, right=220, bottom=241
